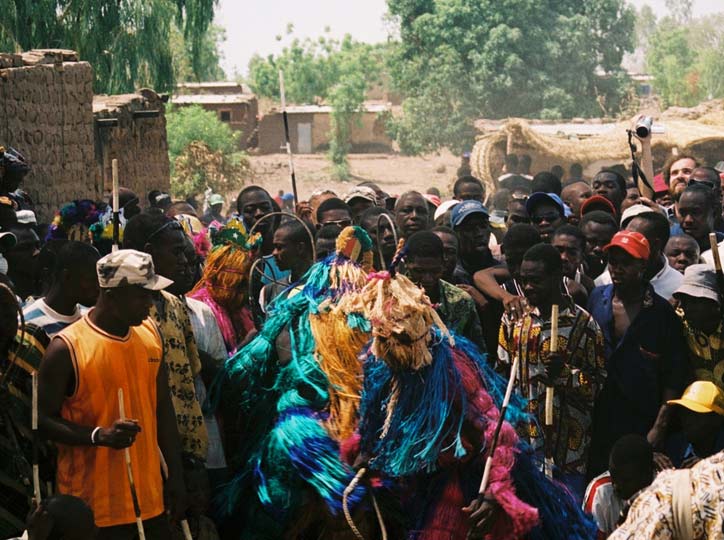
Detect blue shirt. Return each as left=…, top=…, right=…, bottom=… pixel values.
left=587, top=285, right=690, bottom=472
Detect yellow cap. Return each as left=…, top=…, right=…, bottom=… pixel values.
left=667, top=381, right=724, bottom=416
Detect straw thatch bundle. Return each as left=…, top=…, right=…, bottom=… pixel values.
left=471, top=115, right=724, bottom=193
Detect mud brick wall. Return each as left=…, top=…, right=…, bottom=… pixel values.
left=94, top=89, right=170, bottom=204
left=0, top=49, right=171, bottom=223
left=0, top=53, right=97, bottom=222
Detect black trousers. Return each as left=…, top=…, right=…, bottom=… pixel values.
left=99, top=514, right=171, bottom=540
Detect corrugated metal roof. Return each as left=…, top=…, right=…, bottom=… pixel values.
left=171, top=94, right=255, bottom=105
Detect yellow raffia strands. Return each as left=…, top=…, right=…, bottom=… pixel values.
left=337, top=273, right=453, bottom=372
left=190, top=239, right=259, bottom=306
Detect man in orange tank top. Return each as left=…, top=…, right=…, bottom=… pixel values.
left=38, top=249, right=187, bottom=539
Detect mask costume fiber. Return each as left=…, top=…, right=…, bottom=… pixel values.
left=209, top=226, right=374, bottom=539
left=189, top=218, right=262, bottom=353
left=337, top=266, right=595, bottom=540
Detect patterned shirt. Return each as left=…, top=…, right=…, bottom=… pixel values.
left=497, top=299, right=606, bottom=475
left=610, top=450, right=724, bottom=540
left=22, top=298, right=86, bottom=338
left=437, top=280, right=486, bottom=351
left=150, top=291, right=208, bottom=462
left=678, top=313, right=724, bottom=390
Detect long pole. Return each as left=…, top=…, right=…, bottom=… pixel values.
left=112, top=159, right=120, bottom=253
left=278, top=70, right=299, bottom=206
left=544, top=304, right=559, bottom=479
left=158, top=449, right=192, bottom=540
left=477, top=354, right=521, bottom=496
left=118, top=389, right=146, bottom=540
left=31, top=371, right=41, bottom=503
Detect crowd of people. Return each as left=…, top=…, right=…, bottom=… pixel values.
left=2, top=140, right=724, bottom=540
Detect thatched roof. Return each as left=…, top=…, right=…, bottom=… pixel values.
left=471, top=110, right=724, bottom=194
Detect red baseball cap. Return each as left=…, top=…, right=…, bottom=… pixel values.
left=580, top=195, right=617, bottom=217
left=604, top=230, right=650, bottom=260
left=653, top=173, right=668, bottom=194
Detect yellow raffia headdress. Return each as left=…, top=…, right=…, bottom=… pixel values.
left=190, top=218, right=262, bottom=307
left=309, top=226, right=374, bottom=441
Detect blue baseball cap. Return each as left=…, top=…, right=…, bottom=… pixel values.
left=526, top=192, right=567, bottom=217
left=451, top=200, right=489, bottom=228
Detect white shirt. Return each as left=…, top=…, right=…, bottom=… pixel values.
left=593, top=256, right=683, bottom=300
left=583, top=472, right=624, bottom=537
left=702, top=239, right=724, bottom=267
left=185, top=297, right=228, bottom=469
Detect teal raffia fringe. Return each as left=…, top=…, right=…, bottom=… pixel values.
left=358, top=329, right=533, bottom=478
left=210, top=252, right=367, bottom=524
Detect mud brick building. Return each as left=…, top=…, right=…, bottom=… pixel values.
left=0, top=49, right=170, bottom=222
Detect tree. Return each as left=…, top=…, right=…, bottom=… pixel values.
left=665, top=0, right=692, bottom=24
left=0, top=0, right=217, bottom=94
left=248, top=32, right=384, bottom=178
left=647, top=24, right=697, bottom=107
left=385, top=0, right=636, bottom=154
left=166, top=105, right=250, bottom=198
left=170, top=24, right=226, bottom=83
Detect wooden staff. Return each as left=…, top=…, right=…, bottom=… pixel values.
left=544, top=304, right=559, bottom=479
left=158, top=449, right=192, bottom=540
left=112, top=158, right=120, bottom=253
left=477, top=354, right=521, bottom=496
left=710, top=233, right=724, bottom=299
left=278, top=70, right=299, bottom=206
left=31, top=371, right=41, bottom=503
left=118, top=389, right=146, bottom=540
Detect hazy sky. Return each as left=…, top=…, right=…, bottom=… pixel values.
left=215, top=0, right=724, bottom=77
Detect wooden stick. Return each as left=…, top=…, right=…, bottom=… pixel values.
left=544, top=304, right=559, bottom=479
left=112, top=159, right=120, bottom=253
left=118, top=389, right=146, bottom=540
left=157, top=448, right=192, bottom=540
left=278, top=70, right=299, bottom=206
left=478, top=354, right=520, bottom=496
left=710, top=233, right=722, bottom=272
left=32, top=371, right=41, bottom=503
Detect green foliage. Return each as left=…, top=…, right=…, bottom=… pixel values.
left=171, top=141, right=252, bottom=199
left=646, top=13, right=724, bottom=107
left=166, top=105, right=239, bottom=159
left=170, top=24, right=226, bottom=83
left=385, top=0, right=636, bottom=154
left=248, top=34, right=384, bottom=104
left=166, top=106, right=248, bottom=198
left=248, top=32, right=384, bottom=177
left=0, top=0, right=217, bottom=94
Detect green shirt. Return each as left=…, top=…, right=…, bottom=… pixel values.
left=436, top=280, right=486, bottom=352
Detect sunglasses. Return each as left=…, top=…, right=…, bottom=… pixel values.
left=147, top=220, right=184, bottom=242
left=322, top=219, right=352, bottom=228
left=530, top=213, right=561, bottom=225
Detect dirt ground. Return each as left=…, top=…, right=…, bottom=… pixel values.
left=244, top=151, right=462, bottom=200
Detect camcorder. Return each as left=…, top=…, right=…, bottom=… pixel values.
left=633, top=116, right=665, bottom=138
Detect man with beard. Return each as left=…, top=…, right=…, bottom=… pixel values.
left=451, top=200, right=495, bottom=284
left=663, top=154, right=698, bottom=200
left=360, top=206, right=397, bottom=270
left=395, top=191, right=430, bottom=239
left=404, top=231, right=485, bottom=350
left=580, top=211, right=619, bottom=281
left=587, top=231, right=689, bottom=476
left=525, top=192, right=566, bottom=243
